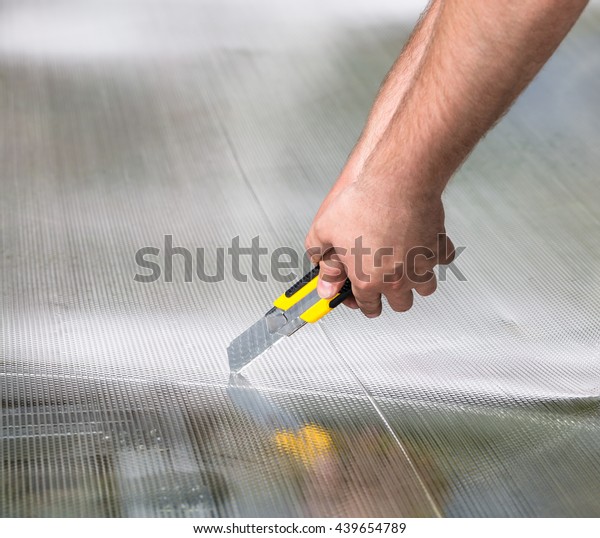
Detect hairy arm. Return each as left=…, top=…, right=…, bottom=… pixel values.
left=306, top=0, right=588, bottom=317
left=314, top=0, right=442, bottom=216
left=365, top=0, right=589, bottom=196
left=341, top=0, right=443, bottom=181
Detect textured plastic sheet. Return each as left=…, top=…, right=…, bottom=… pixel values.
left=2, top=0, right=600, bottom=517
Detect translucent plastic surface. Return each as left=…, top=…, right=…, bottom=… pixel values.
left=2, top=0, right=600, bottom=517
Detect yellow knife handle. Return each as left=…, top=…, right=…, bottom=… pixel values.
left=273, top=267, right=352, bottom=323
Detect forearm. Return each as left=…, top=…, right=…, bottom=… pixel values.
left=340, top=0, right=443, bottom=182
left=362, top=0, right=589, bottom=198
left=307, top=0, right=588, bottom=316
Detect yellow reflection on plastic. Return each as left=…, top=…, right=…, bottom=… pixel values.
left=274, top=424, right=333, bottom=465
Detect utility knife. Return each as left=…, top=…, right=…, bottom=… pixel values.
left=227, top=266, right=352, bottom=372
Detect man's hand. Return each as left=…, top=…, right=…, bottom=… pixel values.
left=305, top=0, right=588, bottom=318
left=305, top=177, right=454, bottom=318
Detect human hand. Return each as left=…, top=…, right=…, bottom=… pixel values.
left=305, top=177, right=455, bottom=318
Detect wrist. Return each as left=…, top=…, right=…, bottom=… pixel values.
left=356, top=157, right=447, bottom=207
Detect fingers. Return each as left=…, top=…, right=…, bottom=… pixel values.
left=305, top=225, right=348, bottom=299
left=414, top=273, right=437, bottom=296
left=352, top=283, right=383, bottom=318
left=306, top=218, right=454, bottom=317
left=317, top=251, right=347, bottom=299
left=386, top=289, right=414, bottom=313
left=342, top=296, right=359, bottom=309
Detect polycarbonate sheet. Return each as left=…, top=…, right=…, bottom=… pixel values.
left=377, top=398, right=600, bottom=517
left=2, top=372, right=440, bottom=517
left=2, top=0, right=600, bottom=518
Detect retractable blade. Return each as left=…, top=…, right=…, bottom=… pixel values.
left=227, top=266, right=352, bottom=372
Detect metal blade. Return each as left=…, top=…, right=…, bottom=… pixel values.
left=227, top=309, right=288, bottom=372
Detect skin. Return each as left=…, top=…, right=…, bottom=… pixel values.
left=305, top=0, right=589, bottom=318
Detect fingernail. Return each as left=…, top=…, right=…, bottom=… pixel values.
left=318, top=281, right=335, bottom=299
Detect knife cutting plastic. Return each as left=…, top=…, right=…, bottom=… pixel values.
left=227, top=266, right=352, bottom=372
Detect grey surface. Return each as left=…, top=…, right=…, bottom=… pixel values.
left=2, top=0, right=600, bottom=517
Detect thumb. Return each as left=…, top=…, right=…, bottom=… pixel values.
left=317, top=249, right=347, bottom=299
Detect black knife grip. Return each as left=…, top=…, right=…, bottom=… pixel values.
left=284, top=265, right=321, bottom=298
left=328, top=278, right=353, bottom=308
